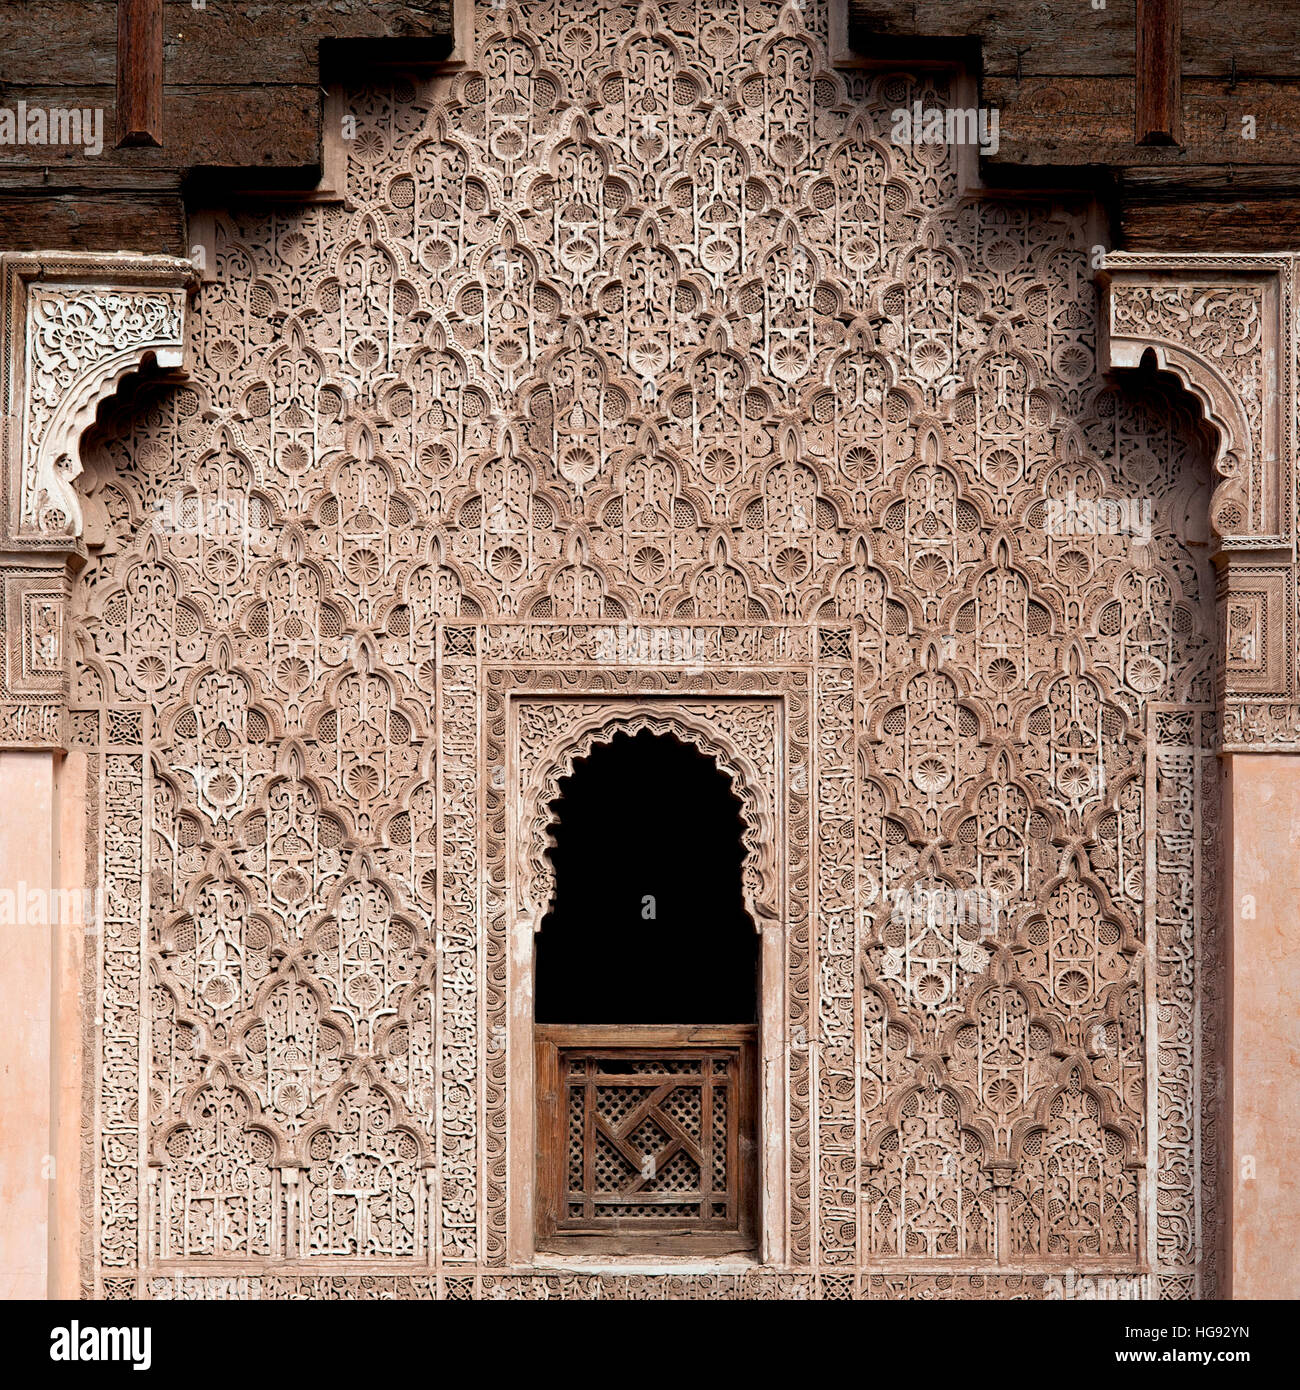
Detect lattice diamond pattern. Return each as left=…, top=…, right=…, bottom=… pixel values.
left=66, top=0, right=1219, bottom=1298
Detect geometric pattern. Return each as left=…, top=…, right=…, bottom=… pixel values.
left=56, top=0, right=1220, bottom=1298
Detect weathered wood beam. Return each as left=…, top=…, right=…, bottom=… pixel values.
left=978, top=77, right=1300, bottom=168
left=0, top=190, right=186, bottom=255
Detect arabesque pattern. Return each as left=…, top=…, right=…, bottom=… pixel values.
left=67, top=0, right=1219, bottom=1298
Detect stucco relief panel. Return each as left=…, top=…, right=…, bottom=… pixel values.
left=49, top=0, right=1225, bottom=1298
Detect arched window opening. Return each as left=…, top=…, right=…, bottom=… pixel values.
left=535, top=728, right=758, bottom=1024
left=533, top=727, right=759, bottom=1253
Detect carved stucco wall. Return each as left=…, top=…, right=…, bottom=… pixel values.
left=1099, top=255, right=1300, bottom=749
left=47, top=0, right=1230, bottom=1298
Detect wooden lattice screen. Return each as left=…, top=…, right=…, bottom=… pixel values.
left=536, top=1026, right=757, bottom=1254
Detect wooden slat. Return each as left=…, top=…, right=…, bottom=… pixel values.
left=708, top=1066, right=718, bottom=1213
left=535, top=1023, right=756, bottom=1047
left=534, top=1033, right=562, bottom=1238
left=738, top=1043, right=756, bottom=1239
left=117, top=0, right=163, bottom=147
left=1136, top=0, right=1182, bottom=145
left=724, top=1062, right=735, bottom=1221
left=582, top=1058, right=596, bottom=1224
left=585, top=1192, right=703, bottom=1207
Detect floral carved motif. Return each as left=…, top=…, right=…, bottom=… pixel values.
left=1099, top=254, right=1300, bottom=750
left=42, top=1, right=1236, bottom=1298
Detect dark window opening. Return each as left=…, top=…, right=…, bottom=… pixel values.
left=533, top=728, right=760, bottom=1251
left=534, top=728, right=758, bottom=1025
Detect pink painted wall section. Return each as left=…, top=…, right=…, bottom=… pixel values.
left=0, top=751, right=55, bottom=1298
left=51, top=750, right=88, bottom=1298
left=1225, top=753, right=1300, bottom=1299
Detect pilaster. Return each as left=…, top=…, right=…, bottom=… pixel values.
left=0, top=251, right=194, bottom=1297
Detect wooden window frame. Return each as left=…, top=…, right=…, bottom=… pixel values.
left=535, top=1024, right=758, bottom=1257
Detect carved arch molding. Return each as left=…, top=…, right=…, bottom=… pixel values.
left=1099, top=254, right=1300, bottom=745
left=1, top=1, right=1295, bottom=1302
left=517, top=699, right=780, bottom=931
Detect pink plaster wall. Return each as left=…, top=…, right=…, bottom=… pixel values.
left=0, top=752, right=54, bottom=1298
left=1225, top=753, right=1300, bottom=1299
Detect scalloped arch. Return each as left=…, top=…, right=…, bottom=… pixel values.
left=521, top=703, right=777, bottom=933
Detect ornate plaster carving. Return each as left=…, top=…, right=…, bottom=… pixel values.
left=0, top=251, right=196, bottom=748
left=3, top=252, right=197, bottom=543
left=517, top=700, right=779, bottom=932
left=54, top=1, right=1224, bottom=1299
left=1099, top=253, right=1300, bottom=749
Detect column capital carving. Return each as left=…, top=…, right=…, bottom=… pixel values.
left=1099, top=253, right=1300, bottom=750
left=0, top=251, right=197, bottom=749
